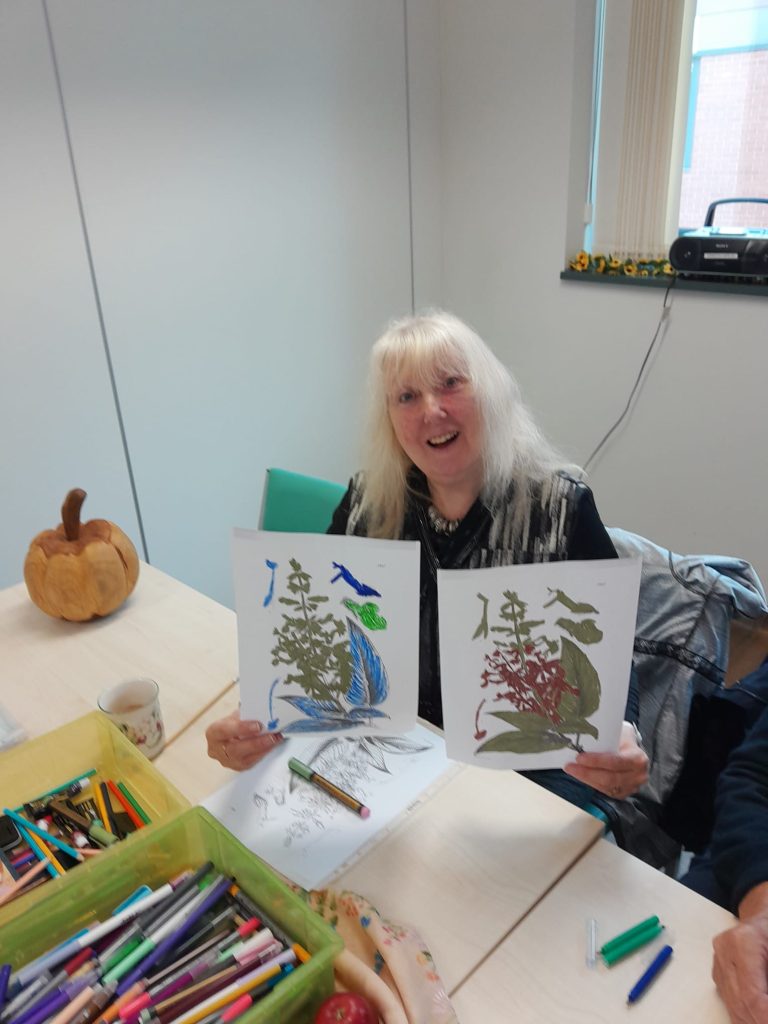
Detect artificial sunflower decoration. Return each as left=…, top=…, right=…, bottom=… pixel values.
left=567, top=250, right=676, bottom=279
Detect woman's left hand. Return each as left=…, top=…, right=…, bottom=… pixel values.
left=563, top=721, right=649, bottom=800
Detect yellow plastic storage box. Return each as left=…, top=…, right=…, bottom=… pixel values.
left=0, top=711, right=189, bottom=927
left=0, top=806, right=343, bottom=1024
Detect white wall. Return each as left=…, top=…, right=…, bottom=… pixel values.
left=3, top=0, right=766, bottom=607
left=0, top=0, right=141, bottom=586
left=436, top=0, right=768, bottom=585
left=2, top=0, right=414, bottom=606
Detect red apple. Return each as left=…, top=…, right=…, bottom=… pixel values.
left=314, top=992, right=379, bottom=1024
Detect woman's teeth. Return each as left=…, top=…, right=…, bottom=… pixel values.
left=427, top=432, right=458, bottom=447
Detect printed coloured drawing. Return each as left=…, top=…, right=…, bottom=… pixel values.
left=472, top=587, right=603, bottom=755
left=266, top=558, right=391, bottom=733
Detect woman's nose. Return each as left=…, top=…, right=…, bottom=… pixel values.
left=422, top=391, right=446, bottom=419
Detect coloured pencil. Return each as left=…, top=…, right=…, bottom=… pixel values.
left=106, top=783, right=143, bottom=831
left=3, top=809, right=84, bottom=862
left=17, top=823, right=64, bottom=877
left=99, top=782, right=121, bottom=838
left=116, top=783, right=151, bottom=827
left=0, top=858, right=50, bottom=907
left=92, top=783, right=113, bottom=836
left=13, top=771, right=97, bottom=812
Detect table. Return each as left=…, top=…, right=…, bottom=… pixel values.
left=154, top=688, right=605, bottom=994
left=0, top=564, right=237, bottom=742
left=450, top=837, right=735, bottom=1022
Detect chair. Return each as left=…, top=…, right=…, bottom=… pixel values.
left=260, top=468, right=346, bottom=534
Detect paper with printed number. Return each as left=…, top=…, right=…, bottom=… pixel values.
left=438, top=557, right=642, bottom=769
left=233, top=529, right=420, bottom=736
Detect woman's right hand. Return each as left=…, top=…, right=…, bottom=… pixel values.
left=205, top=710, right=283, bottom=771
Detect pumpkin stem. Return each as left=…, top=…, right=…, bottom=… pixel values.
left=62, top=489, right=87, bottom=541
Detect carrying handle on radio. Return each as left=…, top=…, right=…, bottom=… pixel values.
left=704, top=197, right=768, bottom=226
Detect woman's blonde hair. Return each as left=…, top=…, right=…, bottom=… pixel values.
left=358, top=310, right=577, bottom=538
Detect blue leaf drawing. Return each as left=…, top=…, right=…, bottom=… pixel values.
left=330, top=562, right=381, bottom=597
left=263, top=559, right=278, bottom=607
left=346, top=619, right=389, bottom=707
left=347, top=707, right=390, bottom=720
left=267, top=677, right=281, bottom=730
left=278, top=695, right=345, bottom=719
left=281, top=719, right=359, bottom=733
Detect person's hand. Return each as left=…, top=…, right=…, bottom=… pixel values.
left=713, top=883, right=768, bottom=1023
left=562, top=721, right=649, bottom=799
left=205, top=710, right=283, bottom=771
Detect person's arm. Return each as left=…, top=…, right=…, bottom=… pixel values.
left=207, top=482, right=354, bottom=771
left=708, top=709, right=768, bottom=1021
left=712, top=882, right=768, bottom=1023
left=562, top=483, right=648, bottom=798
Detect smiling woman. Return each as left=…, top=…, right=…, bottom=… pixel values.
left=206, top=311, right=649, bottom=824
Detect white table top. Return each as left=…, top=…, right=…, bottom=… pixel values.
left=0, top=563, right=237, bottom=742
left=153, top=687, right=605, bottom=994
left=451, top=836, right=735, bottom=1023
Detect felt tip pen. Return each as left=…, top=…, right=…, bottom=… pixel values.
left=600, top=916, right=660, bottom=956
left=11, top=883, right=181, bottom=990
left=602, top=923, right=665, bottom=966
left=627, top=944, right=674, bottom=1004
left=287, top=758, right=370, bottom=818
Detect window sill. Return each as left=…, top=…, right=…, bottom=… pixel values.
left=560, top=270, right=768, bottom=298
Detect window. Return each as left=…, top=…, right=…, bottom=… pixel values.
left=680, top=0, right=768, bottom=230
left=584, top=0, right=768, bottom=262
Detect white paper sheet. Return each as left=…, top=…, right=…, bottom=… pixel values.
left=439, top=557, right=642, bottom=769
left=202, top=725, right=453, bottom=889
left=233, top=529, right=421, bottom=736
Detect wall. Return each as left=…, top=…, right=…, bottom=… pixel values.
left=1, top=0, right=414, bottom=606
left=437, top=0, right=767, bottom=585
left=3, top=0, right=766, bottom=606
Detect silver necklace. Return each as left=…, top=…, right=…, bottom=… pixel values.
left=427, top=504, right=461, bottom=535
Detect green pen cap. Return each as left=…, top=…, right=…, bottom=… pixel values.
left=288, top=758, right=312, bottom=781
left=89, top=822, right=118, bottom=847
left=600, top=915, right=660, bottom=956
left=602, top=923, right=664, bottom=966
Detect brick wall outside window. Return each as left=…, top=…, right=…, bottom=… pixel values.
left=679, top=49, right=768, bottom=230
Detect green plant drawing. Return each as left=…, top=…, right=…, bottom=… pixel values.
left=473, top=587, right=603, bottom=755
left=268, top=559, right=391, bottom=733
left=272, top=559, right=352, bottom=702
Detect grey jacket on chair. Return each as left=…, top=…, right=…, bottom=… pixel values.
left=602, top=528, right=768, bottom=867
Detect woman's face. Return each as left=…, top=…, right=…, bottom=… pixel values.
left=387, top=369, right=484, bottom=497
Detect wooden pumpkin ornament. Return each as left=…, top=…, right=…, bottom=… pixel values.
left=24, top=488, right=139, bottom=621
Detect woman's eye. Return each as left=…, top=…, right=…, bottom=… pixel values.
left=443, top=376, right=462, bottom=390
left=397, top=390, right=415, bottom=404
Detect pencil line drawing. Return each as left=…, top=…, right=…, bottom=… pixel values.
left=251, top=733, right=432, bottom=848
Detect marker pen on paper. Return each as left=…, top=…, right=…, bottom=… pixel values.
left=627, top=944, right=674, bottom=1004
left=287, top=758, right=370, bottom=818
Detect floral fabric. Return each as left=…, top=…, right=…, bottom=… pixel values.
left=302, top=887, right=458, bottom=1024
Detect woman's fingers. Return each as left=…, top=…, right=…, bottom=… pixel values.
left=205, top=711, right=283, bottom=770
left=563, top=722, right=649, bottom=799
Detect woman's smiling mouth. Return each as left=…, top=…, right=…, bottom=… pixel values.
left=427, top=431, right=459, bottom=447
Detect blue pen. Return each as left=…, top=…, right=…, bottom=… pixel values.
left=627, top=944, right=673, bottom=1004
